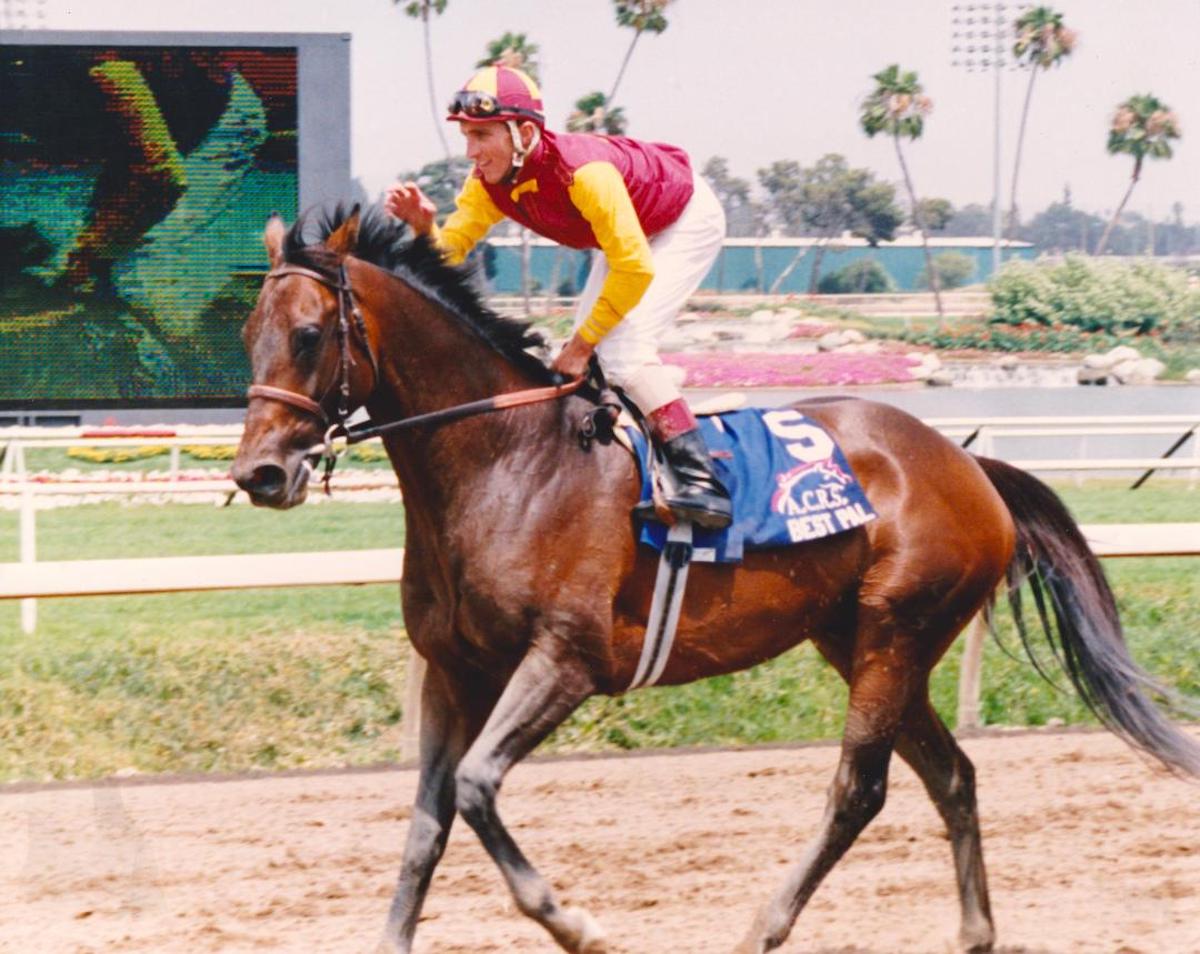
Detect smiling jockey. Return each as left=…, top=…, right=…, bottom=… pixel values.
left=386, top=65, right=732, bottom=530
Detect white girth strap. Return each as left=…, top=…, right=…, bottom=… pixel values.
left=627, top=521, right=694, bottom=691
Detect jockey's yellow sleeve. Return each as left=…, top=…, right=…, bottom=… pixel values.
left=430, top=176, right=505, bottom=265
left=431, top=161, right=655, bottom=344
left=568, top=161, right=654, bottom=344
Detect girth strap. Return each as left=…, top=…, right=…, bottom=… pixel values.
left=627, top=521, right=694, bottom=691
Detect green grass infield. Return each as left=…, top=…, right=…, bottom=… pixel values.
left=1, top=483, right=1196, bottom=782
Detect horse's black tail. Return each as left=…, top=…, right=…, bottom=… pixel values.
left=976, top=455, right=1200, bottom=777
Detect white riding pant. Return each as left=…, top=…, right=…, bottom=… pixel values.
left=573, top=172, right=725, bottom=413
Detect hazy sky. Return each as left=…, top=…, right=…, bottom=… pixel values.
left=11, top=0, right=1199, bottom=221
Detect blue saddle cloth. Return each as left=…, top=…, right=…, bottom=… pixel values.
left=630, top=407, right=876, bottom=563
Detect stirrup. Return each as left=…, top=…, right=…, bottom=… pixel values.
left=663, top=493, right=733, bottom=530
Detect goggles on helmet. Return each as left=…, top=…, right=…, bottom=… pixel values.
left=446, top=89, right=543, bottom=123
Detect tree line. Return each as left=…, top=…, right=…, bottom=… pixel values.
left=392, top=3, right=1192, bottom=305
left=705, top=156, right=1200, bottom=258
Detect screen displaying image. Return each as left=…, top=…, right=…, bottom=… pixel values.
left=0, top=44, right=299, bottom=406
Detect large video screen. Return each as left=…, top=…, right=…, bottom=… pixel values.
left=0, top=42, right=300, bottom=407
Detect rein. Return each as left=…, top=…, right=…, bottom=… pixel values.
left=246, top=261, right=586, bottom=489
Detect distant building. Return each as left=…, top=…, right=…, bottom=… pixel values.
left=485, top=235, right=1036, bottom=295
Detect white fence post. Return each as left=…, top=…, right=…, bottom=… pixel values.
left=16, top=442, right=38, bottom=634
left=401, top=651, right=426, bottom=764
left=977, top=425, right=994, bottom=461
left=1190, top=427, right=1199, bottom=491
left=956, top=614, right=988, bottom=731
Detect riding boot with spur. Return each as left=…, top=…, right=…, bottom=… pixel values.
left=647, top=398, right=733, bottom=530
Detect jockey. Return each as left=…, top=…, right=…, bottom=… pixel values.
left=386, top=65, right=732, bottom=530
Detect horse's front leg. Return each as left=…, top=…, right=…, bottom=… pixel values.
left=454, top=635, right=606, bottom=954
left=378, top=662, right=485, bottom=954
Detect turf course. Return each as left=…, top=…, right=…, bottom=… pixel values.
left=1, top=483, right=1196, bottom=782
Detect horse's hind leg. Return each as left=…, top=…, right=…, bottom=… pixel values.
left=896, top=701, right=994, bottom=953
left=735, top=631, right=917, bottom=954
left=454, top=637, right=605, bottom=954
left=379, top=663, right=485, bottom=954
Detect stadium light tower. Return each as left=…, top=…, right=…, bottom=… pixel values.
left=951, top=2, right=1028, bottom=276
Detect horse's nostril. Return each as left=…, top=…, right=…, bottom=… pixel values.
left=234, top=462, right=288, bottom=497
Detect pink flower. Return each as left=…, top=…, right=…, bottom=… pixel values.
left=663, top=352, right=921, bottom=388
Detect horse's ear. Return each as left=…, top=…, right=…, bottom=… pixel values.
left=325, top=204, right=361, bottom=259
left=263, top=215, right=286, bottom=269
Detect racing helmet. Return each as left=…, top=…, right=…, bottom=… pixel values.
left=445, top=65, right=545, bottom=126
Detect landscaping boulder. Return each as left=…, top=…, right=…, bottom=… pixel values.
left=1111, top=357, right=1166, bottom=385
left=817, top=329, right=867, bottom=352
left=1186, top=369, right=1200, bottom=384
left=685, top=326, right=719, bottom=344
left=742, top=325, right=775, bottom=345
left=906, top=351, right=941, bottom=381
left=1085, top=344, right=1141, bottom=369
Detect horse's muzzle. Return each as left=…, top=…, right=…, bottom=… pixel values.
left=231, top=456, right=311, bottom=509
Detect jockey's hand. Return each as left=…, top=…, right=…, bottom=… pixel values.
left=550, top=333, right=595, bottom=382
left=384, top=180, right=437, bottom=236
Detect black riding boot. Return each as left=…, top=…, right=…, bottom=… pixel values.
left=658, top=428, right=733, bottom=530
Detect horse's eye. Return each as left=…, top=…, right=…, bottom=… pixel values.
left=292, top=325, right=323, bottom=355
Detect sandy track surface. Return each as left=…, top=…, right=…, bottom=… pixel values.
left=3, top=729, right=1197, bottom=954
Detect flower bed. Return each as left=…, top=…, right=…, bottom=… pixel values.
left=663, top=351, right=921, bottom=388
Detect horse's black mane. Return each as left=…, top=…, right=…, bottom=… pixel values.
left=282, top=203, right=553, bottom=383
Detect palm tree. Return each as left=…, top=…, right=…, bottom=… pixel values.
left=566, top=91, right=628, bottom=135
left=475, top=32, right=541, bottom=82
left=607, top=0, right=673, bottom=110
left=1008, top=7, right=1078, bottom=239
left=860, top=64, right=943, bottom=317
left=397, top=0, right=451, bottom=160
left=1094, top=94, right=1182, bottom=256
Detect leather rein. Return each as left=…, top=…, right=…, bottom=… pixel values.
left=246, top=262, right=585, bottom=487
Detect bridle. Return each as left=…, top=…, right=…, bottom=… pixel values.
left=249, top=262, right=379, bottom=422
left=246, top=260, right=586, bottom=488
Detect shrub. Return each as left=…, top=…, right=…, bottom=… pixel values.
left=918, top=251, right=977, bottom=290
left=902, top=323, right=1109, bottom=354
left=989, top=255, right=1198, bottom=334
left=817, top=259, right=896, bottom=294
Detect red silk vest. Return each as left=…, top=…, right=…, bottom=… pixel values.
left=479, top=129, right=694, bottom=249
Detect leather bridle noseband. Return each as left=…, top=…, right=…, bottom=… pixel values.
left=246, top=260, right=586, bottom=488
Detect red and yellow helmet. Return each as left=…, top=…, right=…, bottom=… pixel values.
left=446, top=65, right=545, bottom=126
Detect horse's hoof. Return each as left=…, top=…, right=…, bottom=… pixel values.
left=959, top=919, right=995, bottom=953
left=563, top=905, right=607, bottom=953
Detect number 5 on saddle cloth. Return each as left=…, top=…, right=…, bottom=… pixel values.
left=625, top=407, right=877, bottom=691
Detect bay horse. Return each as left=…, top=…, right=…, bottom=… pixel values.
left=231, top=206, right=1199, bottom=954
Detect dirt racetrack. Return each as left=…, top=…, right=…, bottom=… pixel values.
left=3, top=728, right=1197, bottom=954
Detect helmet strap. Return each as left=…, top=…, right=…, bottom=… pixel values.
left=507, top=119, right=541, bottom=172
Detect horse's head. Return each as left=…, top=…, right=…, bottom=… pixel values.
left=231, top=208, right=376, bottom=508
